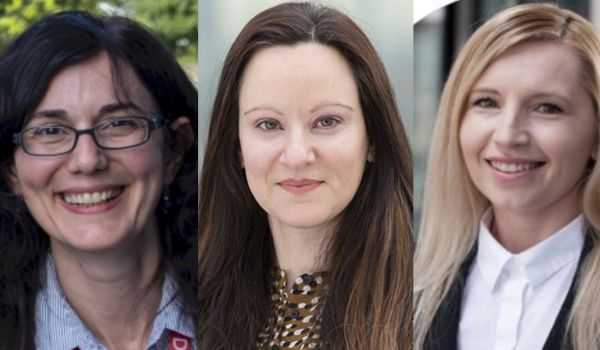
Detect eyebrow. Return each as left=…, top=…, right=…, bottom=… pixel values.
left=29, top=102, right=143, bottom=121
left=470, top=87, right=571, bottom=101
left=98, top=102, right=142, bottom=115
left=469, top=87, right=499, bottom=95
left=310, top=102, right=354, bottom=113
left=243, top=102, right=354, bottom=116
left=243, top=106, right=283, bottom=116
left=28, top=109, right=68, bottom=121
left=529, top=92, right=572, bottom=102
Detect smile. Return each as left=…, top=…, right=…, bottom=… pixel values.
left=488, top=160, right=544, bottom=174
left=62, top=187, right=123, bottom=207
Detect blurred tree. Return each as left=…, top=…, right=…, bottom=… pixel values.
left=127, top=0, right=198, bottom=63
left=0, top=0, right=115, bottom=50
left=0, top=0, right=197, bottom=65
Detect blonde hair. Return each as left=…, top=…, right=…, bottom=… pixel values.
left=414, top=3, right=600, bottom=350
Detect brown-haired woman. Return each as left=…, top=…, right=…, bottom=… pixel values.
left=198, top=2, right=412, bottom=349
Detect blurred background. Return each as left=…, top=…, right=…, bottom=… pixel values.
left=0, top=0, right=197, bottom=81
left=198, top=0, right=413, bottom=159
left=414, top=0, right=599, bottom=228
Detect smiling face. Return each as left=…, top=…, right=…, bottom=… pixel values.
left=11, top=52, right=171, bottom=254
left=460, top=41, right=597, bottom=222
left=238, top=43, right=370, bottom=234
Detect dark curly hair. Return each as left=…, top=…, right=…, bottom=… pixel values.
left=0, top=11, right=197, bottom=349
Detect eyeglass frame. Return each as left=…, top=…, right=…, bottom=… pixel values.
left=12, top=116, right=165, bottom=156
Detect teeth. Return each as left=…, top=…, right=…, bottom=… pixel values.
left=490, top=161, right=540, bottom=173
left=63, top=188, right=122, bottom=206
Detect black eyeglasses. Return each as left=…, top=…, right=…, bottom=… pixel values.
left=13, top=116, right=164, bottom=156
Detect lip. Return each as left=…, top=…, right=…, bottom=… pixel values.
left=485, top=156, right=545, bottom=181
left=278, top=178, right=324, bottom=195
left=57, top=184, right=125, bottom=214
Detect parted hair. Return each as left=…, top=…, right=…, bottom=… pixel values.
left=414, top=3, right=600, bottom=350
left=0, top=11, right=198, bottom=349
left=199, top=2, right=413, bottom=349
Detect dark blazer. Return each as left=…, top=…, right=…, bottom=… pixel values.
left=423, top=237, right=592, bottom=350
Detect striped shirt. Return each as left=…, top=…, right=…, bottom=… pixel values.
left=35, top=256, right=195, bottom=350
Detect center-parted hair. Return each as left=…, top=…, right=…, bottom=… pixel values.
left=414, top=4, right=600, bottom=349
left=199, top=2, right=413, bottom=349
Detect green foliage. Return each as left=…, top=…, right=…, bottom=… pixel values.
left=127, top=0, right=198, bottom=61
left=0, top=0, right=197, bottom=63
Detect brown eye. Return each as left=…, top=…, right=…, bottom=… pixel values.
left=34, top=126, right=67, bottom=136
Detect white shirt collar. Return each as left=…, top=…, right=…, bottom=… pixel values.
left=475, top=209, right=585, bottom=292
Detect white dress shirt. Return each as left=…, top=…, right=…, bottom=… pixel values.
left=458, top=210, right=585, bottom=350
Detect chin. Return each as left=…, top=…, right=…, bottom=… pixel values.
left=490, top=197, right=541, bottom=213
left=275, top=211, right=338, bottom=231
left=53, top=225, right=133, bottom=253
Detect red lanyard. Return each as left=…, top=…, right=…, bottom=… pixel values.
left=169, top=330, right=192, bottom=350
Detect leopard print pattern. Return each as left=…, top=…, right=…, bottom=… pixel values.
left=257, top=269, right=327, bottom=349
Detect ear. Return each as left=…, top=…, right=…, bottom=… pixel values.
left=164, top=116, right=193, bottom=185
left=7, top=163, right=21, bottom=195
left=367, top=144, right=375, bottom=163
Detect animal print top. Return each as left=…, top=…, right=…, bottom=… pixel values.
left=257, top=269, right=327, bottom=349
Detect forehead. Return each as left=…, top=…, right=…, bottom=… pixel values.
left=35, top=52, right=157, bottom=115
left=473, top=41, right=583, bottom=93
left=238, top=43, right=359, bottom=109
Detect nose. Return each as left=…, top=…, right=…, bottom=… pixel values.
left=66, top=134, right=108, bottom=174
left=493, top=106, right=530, bottom=148
left=279, top=128, right=316, bottom=168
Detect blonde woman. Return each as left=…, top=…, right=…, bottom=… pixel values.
left=415, top=4, right=600, bottom=350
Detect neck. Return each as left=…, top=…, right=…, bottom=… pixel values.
left=50, top=227, right=162, bottom=349
left=492, top=191, right=582, bottom=253
left=269, top=219, right=331, bottom=290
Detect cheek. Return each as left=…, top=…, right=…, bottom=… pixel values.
left=124, top=142, right=167, bottom=184
left=459, top=114, right=495, bottom=161
left=12, top=152, right=56, bottom=194
left=459, top=117, right=480, bottom=166
left=239, top=137, right=274, bottom=198
left=543, top=126, right=595, bottom=172
left=327, top=132, right=368, bottom=189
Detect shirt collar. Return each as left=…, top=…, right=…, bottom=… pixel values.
left=475, top=209, right=585, bottom=291
left=35, top=255, right=195, bottom=350
left=146, top=272, right=195, bottom=345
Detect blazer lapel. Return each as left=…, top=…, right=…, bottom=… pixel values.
left=542, top=235, right=593, bottom=350
left=423, top=251, right=476, bottom=350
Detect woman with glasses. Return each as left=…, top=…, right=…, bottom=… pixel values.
left=414, top=4, right=600, bottom=350
left=198, top=2, right=412, bottom=349
left=0, top=11, right=197, bottom=349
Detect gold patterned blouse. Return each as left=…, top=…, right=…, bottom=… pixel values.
left=257, top=269, right=328, bottom=349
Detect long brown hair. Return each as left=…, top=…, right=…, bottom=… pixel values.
left=199, top=2, right=412, bottom=349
